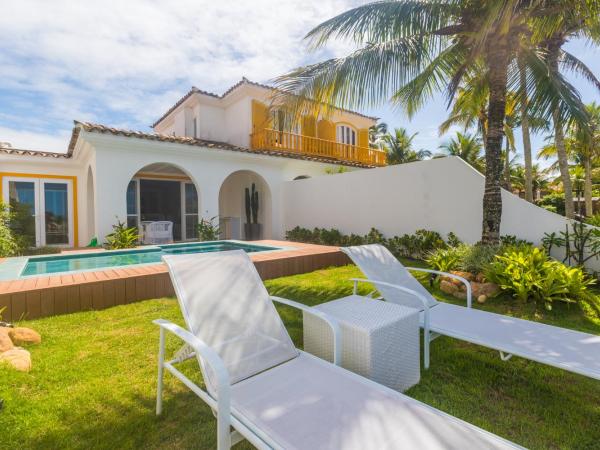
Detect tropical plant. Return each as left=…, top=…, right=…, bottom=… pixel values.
left=369, top=122, right=388, bottom=149
left=383, top=127, right=431, bottom=165
left=537, top=192, right=565, bottom=215
left=510, top=163, right=549, bottom=199
left=458, top=243, right=503, bottom=274
left=542, top=221, right=600, bottom=267
left=435, top=132, right=485, bottom=172
left=273, top=0, right=593, bottom=244
left=485, top=246, right=594, bottom=309
left=105, top=218, right=139, bottom=250
left=197, top=216, right=220, bottom=241
left=325, top=166, right=349, bottom=174
left=0, top=202, right=18, bottom=258
left=426, top=246, right=464, bottom=273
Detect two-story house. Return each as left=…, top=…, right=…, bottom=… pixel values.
left=0, top=78, right=385, bottom=248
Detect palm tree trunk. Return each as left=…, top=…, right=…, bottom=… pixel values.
left=547, top=35, right=575, bottom=219
left=503, top=139, right=512, bottom=191
left=518, top=59, right=534, bottom=202
left=482, top=45, right=508, bottom=244
left=552, top=110, right=575, bottom=218
left=584, top=155, right=593, bottom=216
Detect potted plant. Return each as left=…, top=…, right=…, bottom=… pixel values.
left=244, top=183, right=261, bottom=240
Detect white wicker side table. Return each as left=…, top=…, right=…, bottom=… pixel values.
left=303, top=294, right=420, bottom=392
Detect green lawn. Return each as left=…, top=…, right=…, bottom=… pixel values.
left=1, top=263, right=599, bottom=449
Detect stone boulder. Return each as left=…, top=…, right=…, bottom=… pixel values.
left=0, top=328, right=14, bottom=352
left=0, top=348, right=31, bottom=372
left=8, top=327, right=41, bottom=346
left=471, top=282, right=500, bottom=299
left=440, top=279, right=459, bottom=296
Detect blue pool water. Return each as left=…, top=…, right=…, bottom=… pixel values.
left=20, top=241, right=281, bottom=277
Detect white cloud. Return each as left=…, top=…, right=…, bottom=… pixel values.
left=0, top=0, right=360, bottom=152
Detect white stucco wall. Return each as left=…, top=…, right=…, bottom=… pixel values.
left=282, top=156, right=577, bottom=247
left=89, top=132, right=349, bottom=244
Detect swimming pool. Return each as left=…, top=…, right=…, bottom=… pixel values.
left=16, top=241, right=282, bottom=277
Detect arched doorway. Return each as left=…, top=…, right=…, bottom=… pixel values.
left=126, top=163, right=200, bottom=242
left=219, top=170, right=272, bottom=240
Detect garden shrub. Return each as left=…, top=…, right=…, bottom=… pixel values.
left=0, top=202, right=18, bottom=257
left=426, top=246, right=465, bottom=273
left=458, top=243, right=503, bottom=274
left=197, top=216, right=220, bottom=241
left=537, top=192, right=565, bottom=216
left=105, top=218, right=139, bottom=249
left=485, top=246, right=595, bottom=309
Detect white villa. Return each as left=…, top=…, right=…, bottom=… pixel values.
left=0, top=78, right=385, bottom=248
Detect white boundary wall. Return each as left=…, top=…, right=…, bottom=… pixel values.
left=282, top=156, right=596, bottom=267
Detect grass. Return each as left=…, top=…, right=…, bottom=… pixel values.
left=1, top=262, right=599, bottom=449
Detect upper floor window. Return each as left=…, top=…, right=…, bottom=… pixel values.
left=336, top=124, right=356, bottom=145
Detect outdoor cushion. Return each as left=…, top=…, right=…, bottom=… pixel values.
left=163, top=251, right=298, bottom=394
left=231, top=352, right=520, bottom=450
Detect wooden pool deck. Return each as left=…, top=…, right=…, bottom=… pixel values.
left=0, top=241, right=349, bottom=322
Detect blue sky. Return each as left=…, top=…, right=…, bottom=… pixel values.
left=1, top=0, right=599, bottom=164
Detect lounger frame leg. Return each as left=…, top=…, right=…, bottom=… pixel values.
left=156, top=326, right=165, bottom=415
left=499, top=351, right=513, bottom=361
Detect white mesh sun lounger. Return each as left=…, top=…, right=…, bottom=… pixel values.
left=342, top=244, right=600, bottom=379
left=155, top=250, right=521, bottom=449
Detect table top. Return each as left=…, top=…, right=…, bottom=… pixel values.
left=314, top=295, right=419, bottom=330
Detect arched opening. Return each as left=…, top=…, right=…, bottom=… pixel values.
left=293, top=175, right=311, bottom=180
left=126, top=163, right=200, bottom=243
left=86, top=166, right=95, bottom=242
left=219, top=170, right=272, bottom=241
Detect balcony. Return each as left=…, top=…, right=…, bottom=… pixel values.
left=250, top=128, right=387, bottom=167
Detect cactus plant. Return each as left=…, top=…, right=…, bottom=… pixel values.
left=245, top=183, right=259, bottom=224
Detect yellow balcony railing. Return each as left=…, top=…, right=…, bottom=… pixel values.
left=250, top=128, right=387, bottom=167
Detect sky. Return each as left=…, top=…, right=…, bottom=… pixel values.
left=1, top=0, right=599, bottom=163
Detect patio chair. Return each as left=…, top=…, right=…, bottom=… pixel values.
left=154, top=250, right=521, bottom=450
left=342, top=244, right=600, bottom=379
left=142, top=220, right=173, bottom=244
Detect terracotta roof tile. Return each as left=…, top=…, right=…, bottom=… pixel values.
left=73, top=121, right=376, bottom=168
left=0, top=146, right=71, bottom=159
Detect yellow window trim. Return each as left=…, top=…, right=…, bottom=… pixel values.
left=0, top=172, right=79, bottom=247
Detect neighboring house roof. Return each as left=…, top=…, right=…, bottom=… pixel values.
left=0, top=145, right=71, bottom=159
left=71, top=121, right=375, bottom=168
left=151, top=77, right=378, bottom=128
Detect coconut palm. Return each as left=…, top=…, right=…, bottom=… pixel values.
left=273, top=0, right=592, bottom=244
left=369, top=122, right=388, bottom=149
left=435, top=132, right=485, bottom=172
left=511, top=163, right=549, bottom=199
left=383, top=127, right=431, bottom=164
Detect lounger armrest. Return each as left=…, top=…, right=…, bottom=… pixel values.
left=349, top=278, right=431, bottom=313
left=153, top=319, right=231, bottom=396
left=270, top=296, right=342, bottom=366
left=406, top=267, right=472, bottom=308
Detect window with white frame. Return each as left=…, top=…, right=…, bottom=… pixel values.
left=336, top=124, right=356, bottom=145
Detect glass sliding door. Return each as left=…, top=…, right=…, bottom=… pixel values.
left=2, top=176, right=73, bottom=248
left=7, top=180, right=39, bottom=247
left=43, top=182, right=69, bottom=245
left=183, top=182, right=198, bottom=240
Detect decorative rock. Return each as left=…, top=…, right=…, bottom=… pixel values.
left=0, top=348, right=31, bottom=372
left=471, top=282, right=500, bottom=299
left=8, top=327, right=41, bottom=346
left=477, top=295, right=487, bottom=304
left=440, top=279, right=459, bottom=296
left=450, top=271, right=475, bottom=281
left=0, top=329, right=13, bottom=352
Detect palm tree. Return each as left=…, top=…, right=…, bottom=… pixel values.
left=435, top=132, right=485, bottom=172
left=369, top=122, right=388, bottom=149
left=511, top=163, right=549, bottom=199
left=273, top=1, right=592, bottom=244
left=538, top=103, right=600, bottom=217
left=383, top=127, right=431, bottom=165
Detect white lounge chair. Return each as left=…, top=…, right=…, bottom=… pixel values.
left=155, top=250, right=521, bottom=450
left=342, top=244, right=600, bottom=379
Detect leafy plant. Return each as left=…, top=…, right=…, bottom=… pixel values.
left=537, top=193, right=565, bottom=216
left=197, top=216, right=220, bottom=241
left=0, top=202, right=18, bottom=257
left=446, top=232, right=462, bottom=248
left=542, top=222, right=600, bottom=266
left=459, top=243, right=502, bottom=274
left=585, top=213, right=600, bottom=227
left=500, top=235, right=533, bottom=247
left=426, top=247, right=463, bottom=273
left=485, top=246, right=594, bottom=309
left=105, top=218, right=139, bottom=250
